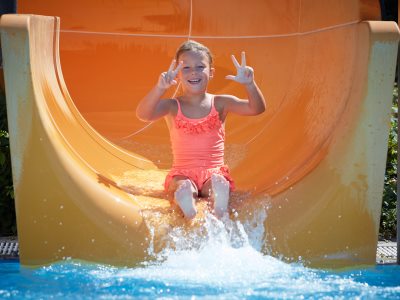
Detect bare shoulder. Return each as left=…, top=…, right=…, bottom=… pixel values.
left=214, top=95, right=239, bottom=106
left=161, top=98, right=178, bottom=116
left=214, top=94, right=241, bottom=111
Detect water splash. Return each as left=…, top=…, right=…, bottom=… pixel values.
left=2, top=203, right=399, bottom=299
left=142, top=204, right=268, bottom=261
left=2, top=215, right=400, bottom=300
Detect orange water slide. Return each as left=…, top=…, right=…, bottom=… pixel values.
left=1, top=0, right=399, bottom=267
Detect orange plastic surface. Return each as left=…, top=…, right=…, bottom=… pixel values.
left=0, top=1, right=398, bottom=267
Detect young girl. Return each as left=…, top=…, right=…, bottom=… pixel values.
left=136, top=40, right=266, bottom=219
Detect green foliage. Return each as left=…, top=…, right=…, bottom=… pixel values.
left=379, top=84, right=398, bottom=240
left=0, top=89, right=16, bottom=236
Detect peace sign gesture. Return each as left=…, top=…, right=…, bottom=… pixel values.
left=157, top=59, right=183, bottom=89
left=225, top=52, right=254, bottom=85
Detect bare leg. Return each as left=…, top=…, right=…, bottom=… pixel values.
left=202, top=174, right=230, bottom=218
left=212, top=174, right=230, bottom=218
left=173, top=179, right=197, bottom=219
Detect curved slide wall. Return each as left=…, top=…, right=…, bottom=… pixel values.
left=1, top=1, right=399, bottom=267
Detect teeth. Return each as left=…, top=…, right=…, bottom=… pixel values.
left=188, top=79, right=201, bottom=83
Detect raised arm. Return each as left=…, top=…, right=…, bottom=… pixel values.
left=224, top=52, right=266, bottom=116
left=136, top=60, right=183, bottom=122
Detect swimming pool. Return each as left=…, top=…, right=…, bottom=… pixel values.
left=1, top=215, right=399, bottom=299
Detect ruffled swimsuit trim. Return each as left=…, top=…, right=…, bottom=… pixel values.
left=174, top=97, right=222, bottom=135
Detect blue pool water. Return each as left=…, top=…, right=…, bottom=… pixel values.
left=1, top=214, right=400, bottom=299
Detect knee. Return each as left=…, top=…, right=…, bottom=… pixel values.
left=175, top=179, right=197, bottom=195
left=211, top=174, right=229, bottom=187
left=177, top=179, right=190, bottom=187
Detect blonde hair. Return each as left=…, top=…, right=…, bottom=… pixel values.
left=175, top=40, right=213, bottom=67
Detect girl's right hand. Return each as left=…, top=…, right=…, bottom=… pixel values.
left=157, top=59, right=183, bottom=89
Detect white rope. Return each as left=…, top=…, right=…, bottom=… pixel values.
left=62, top=6, right=360, bottom=143
left=60, top=20, right=360, bottom=39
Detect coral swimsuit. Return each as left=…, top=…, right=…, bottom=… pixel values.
left=164, top=96, right=234, bottom=192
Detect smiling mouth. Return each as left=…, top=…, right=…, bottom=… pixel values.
left=188, top=79, right=201, bottom=84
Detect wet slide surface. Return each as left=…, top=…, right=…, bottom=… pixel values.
left=1, top=0, right=399, bottom=267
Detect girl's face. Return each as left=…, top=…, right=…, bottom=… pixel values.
left=177, top=50, right=214, bottom=94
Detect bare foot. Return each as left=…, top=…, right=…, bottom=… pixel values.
left=211, top=174, right=230, bottom=218
left=175, top=180, right=197, bottom=219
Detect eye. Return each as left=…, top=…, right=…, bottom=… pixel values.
left=196, top=66, right=206, bottom=71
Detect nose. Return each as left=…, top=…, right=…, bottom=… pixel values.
left=185, top=67, right=196, bottom=74
left=183, top=66, right=202, bottom=75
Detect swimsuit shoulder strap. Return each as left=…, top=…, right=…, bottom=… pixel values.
left=175, top=96, right=217, bottom=119
left=174, top=98, right=183, bottom=117
left=210, top=95, right=218, bottom=114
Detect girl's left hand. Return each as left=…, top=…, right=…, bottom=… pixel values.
left=225, top=52, right=254, bottom=85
